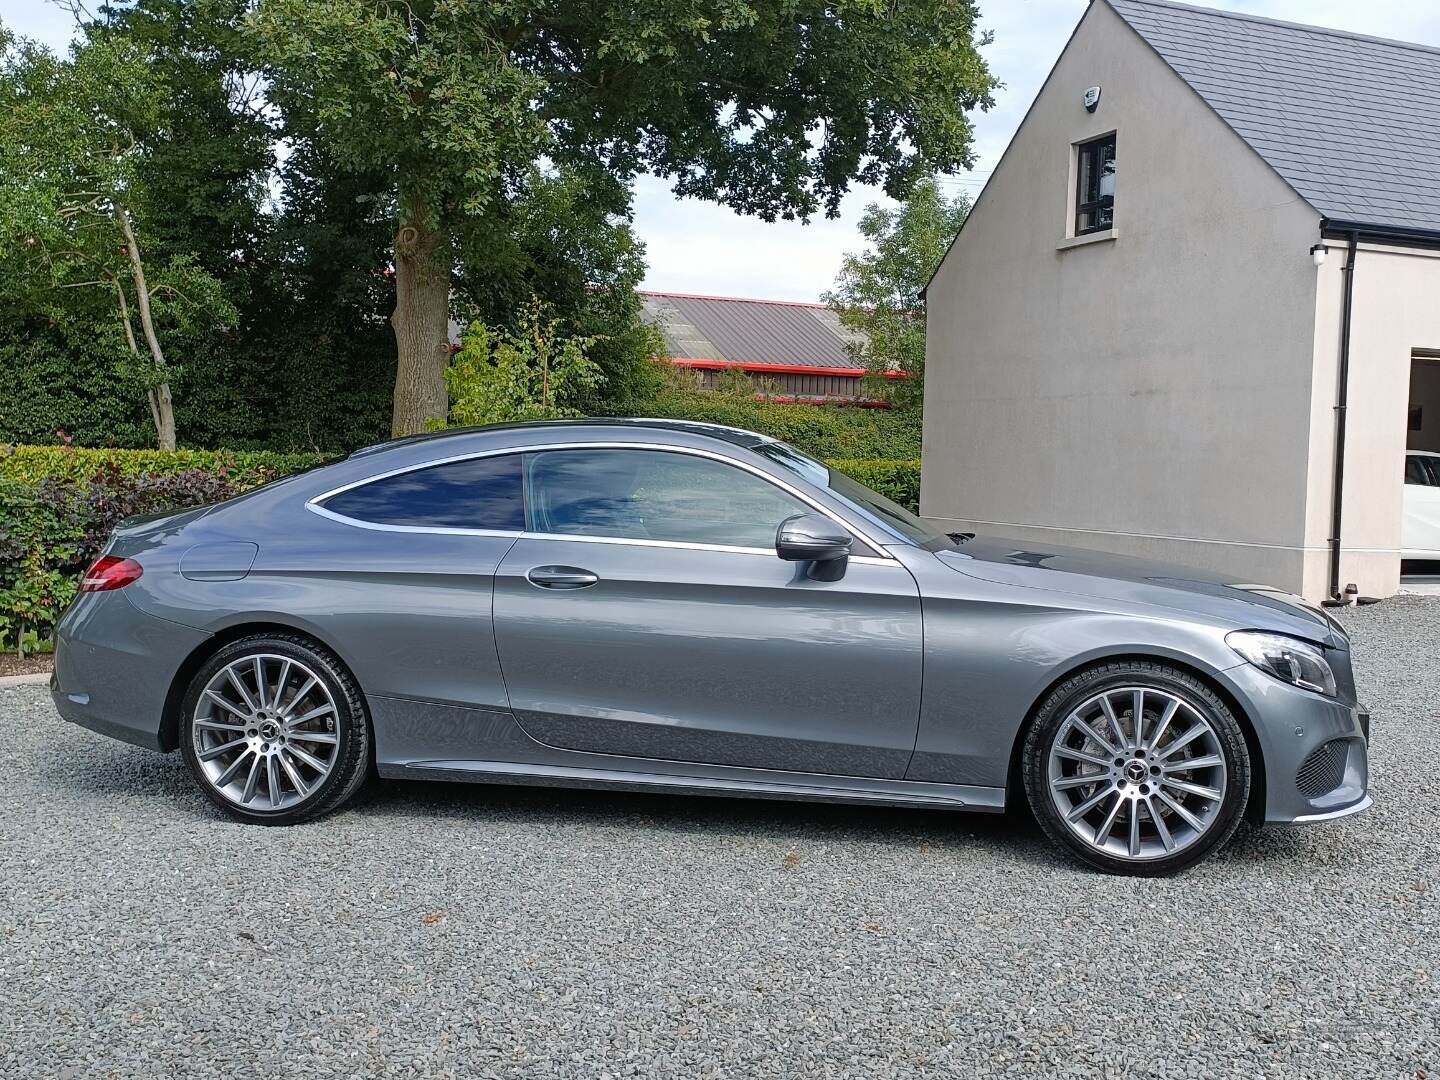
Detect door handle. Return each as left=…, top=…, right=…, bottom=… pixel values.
left=526, top=565, right=600, bottom=589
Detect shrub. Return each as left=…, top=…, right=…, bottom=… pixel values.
left=440, top=304, right=604, bottom=428
left=0, top=448, right=324, bottom=656
left=599, top=382, right=921, bottom=461
left=827, top=458, right=922, bottom=512
left=0, top=445, right=331, bottom=487
left=0, top=478, right=86, bottom=657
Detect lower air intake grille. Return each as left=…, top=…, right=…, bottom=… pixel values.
left=1295, top=739, right=1348, bottom=798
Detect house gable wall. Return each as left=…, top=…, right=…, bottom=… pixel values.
left=922, top=0, right=1324, bottom=592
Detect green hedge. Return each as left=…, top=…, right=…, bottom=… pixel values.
left=0, top=443, right=923, bottom=656
left=0, top=445, right=332, bottom=488
left=827, top=458, right=921, bottom=512
left=599, top=387, right=921, bottom=461
left=0, top=448, right=329, bottom=657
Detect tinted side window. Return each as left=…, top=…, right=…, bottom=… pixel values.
left=322, top=454, right=524, bottom=530
left=525, top=448, right=810, bottom=548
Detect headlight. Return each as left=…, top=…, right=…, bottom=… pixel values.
left=1226, top=631, right=1337, bottom=696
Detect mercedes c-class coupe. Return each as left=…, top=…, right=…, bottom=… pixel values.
left=52, top=419, right=1371, bottom=874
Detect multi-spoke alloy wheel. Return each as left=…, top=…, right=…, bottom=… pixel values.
left=192, top=654, right=339, bottom=810
left=181, top=634, right=370, bottom=824
left=1023, top=663, right=1249, bottom=876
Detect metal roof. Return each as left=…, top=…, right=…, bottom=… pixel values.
left=1107, top=0, right=1440, bottom=234
left=639, top=292, right=866, bottom=371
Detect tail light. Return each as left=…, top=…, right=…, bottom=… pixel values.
left=80, top=555, right=144, bottom=592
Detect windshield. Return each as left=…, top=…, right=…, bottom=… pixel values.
left=750, top=441, right=953, bottom=549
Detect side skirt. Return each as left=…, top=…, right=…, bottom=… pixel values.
left=380, top=758, right=1006, bottom=812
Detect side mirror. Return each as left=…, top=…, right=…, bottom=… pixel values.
left=776, top=513, right=853, bottom=580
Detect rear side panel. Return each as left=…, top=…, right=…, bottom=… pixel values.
left=52, top=591, right=211, bottom=751
left=122, top=511, right=520, bottom=716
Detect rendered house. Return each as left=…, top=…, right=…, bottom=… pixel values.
left=923, top=0, right=1440, bottom=602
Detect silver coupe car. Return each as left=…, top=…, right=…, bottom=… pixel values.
left=52, top=419, right=1371, bottom=875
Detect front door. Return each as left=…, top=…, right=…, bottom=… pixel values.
left=492, top=447, right=923, bottom=778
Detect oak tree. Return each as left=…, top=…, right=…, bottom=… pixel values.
left=248, top=0, right=997, bottom=434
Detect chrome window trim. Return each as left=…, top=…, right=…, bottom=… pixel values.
left=516, top=529, right=896, bottom=566
left=305, top=501, right=523, bottom=539
left=305, top=440, right=900, bottom=559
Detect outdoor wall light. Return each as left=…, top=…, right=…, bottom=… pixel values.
left=1311, top=243, right=1330, bottom=268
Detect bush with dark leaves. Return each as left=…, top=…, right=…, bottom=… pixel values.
left=0, top=465, right=249, bottom=656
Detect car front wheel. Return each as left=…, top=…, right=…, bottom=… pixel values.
left=1022, top=662, right=1251, bottom=876
left=180, top=633, right=370, bottom=825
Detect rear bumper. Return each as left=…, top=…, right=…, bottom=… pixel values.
left=50, top=591, right=210, bottom=753
left=1218, top=662, right=1371, bottom=825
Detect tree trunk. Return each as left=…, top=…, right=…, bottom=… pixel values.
left=390, top=195, right=453, bottom=436
left=114, top=280, right=175, bottom=450
left=115, top=207, right=177, bottom=451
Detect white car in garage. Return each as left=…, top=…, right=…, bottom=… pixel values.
left=1403, top=451, right=1440, bottom=560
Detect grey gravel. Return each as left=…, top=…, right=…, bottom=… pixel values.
left=2, top=600, right=1437, bottom=1079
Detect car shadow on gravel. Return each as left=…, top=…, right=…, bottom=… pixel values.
left=365, top=774, right=1076, bottom=863
left=35, top=731, right=1362, bottom=875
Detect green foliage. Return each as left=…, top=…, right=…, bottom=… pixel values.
left=712, top=367, right=759, bottom=398
left=452, top=168, right=665, bottom=405
left=0, top=447, right=327, bottom=654
left=827, top=459, right=922, bottom=512
left=602, top=381, right=922, bottom=461
left=0, top=0, right=995, bottom=448
left=441, top=302, right=605, bottom=427
left=0, top=478, right=83, bottom=657
left=823, top=177, right=971, bottom=409
left=0, top=4, right=392, bottom=454
left=0, top=445, right=330, bottom=487
left=0, top=24, right=240, bottom=443
left=0, top=325, right=155, bottom=447
left=248, top=0, right=997, bottom=222
left=247, top=0, right=996, bottom=429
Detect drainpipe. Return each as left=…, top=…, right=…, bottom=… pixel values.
left=1323, top=232, right=1359, bottom=606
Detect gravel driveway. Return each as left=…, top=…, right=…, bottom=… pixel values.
left=2, top=600, right=1437, bottom=1079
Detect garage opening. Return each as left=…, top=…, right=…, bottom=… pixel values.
left=1402, top=350, right=1440, bottom=583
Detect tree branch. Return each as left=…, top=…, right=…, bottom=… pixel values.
left=113, top=205, right=169, bottom=374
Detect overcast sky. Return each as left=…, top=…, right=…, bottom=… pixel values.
left=6, top=0, right=1440, bottom=301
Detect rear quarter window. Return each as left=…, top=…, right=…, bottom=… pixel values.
left=320, top=454, right=524, bottom=530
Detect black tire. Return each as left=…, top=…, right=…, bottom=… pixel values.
left=179, top=632, right=371, bottom=825
left=1022, top=661, right=1251, bottom=876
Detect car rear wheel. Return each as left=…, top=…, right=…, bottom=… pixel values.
left=180, top=633, right=370, bottom=825
left=1022, top=662, right=1250, bottom=876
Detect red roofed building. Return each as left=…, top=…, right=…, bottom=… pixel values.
left=639, top=291, right=893, bottom=404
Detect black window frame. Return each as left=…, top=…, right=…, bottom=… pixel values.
left=1074, top=133, right=1117, bottom=236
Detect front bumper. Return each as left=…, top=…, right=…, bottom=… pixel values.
left=1217, top=662, right=1371, bottom=825
left=51, top=591, right=210, bottom=752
